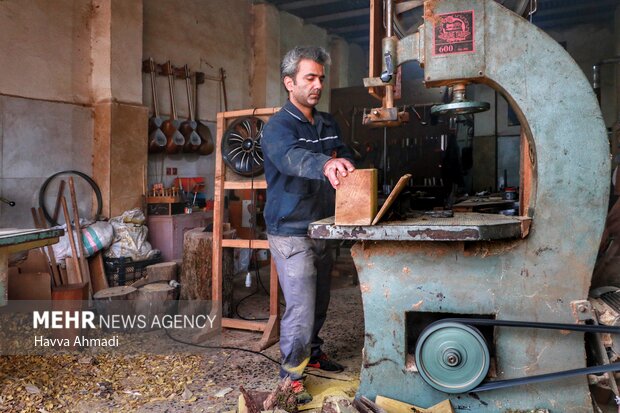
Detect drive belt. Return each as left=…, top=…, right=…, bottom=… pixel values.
left=435, top=318, right=620, bottom=393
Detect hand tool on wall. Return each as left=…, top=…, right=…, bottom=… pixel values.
left=180, top=64, right=202, bottom=153
left=220, top=68, right=228, bottom=111
left=148, top=57, right=167, bottom=153
left=194, top=72, right=214, bottom=155
left=161, top=61, right=185, bottom=154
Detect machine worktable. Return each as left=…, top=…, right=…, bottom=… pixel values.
left=309, top=212, right=528, bottom=241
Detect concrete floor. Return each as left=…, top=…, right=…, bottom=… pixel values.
left=201, top=247, right=364, bottom=411
left=2, top=247, right=617, bottom=412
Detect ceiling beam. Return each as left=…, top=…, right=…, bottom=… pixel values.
left=347, top=35, right=370, bottom=43
left=534, top=0, right=618, bottom=19
left=535, top=9, right=613, bottom=28
left=329, top=23, right=370, bottom=34
left=278, top=0, right=343, bottom=12
left=305, top=8, right=368, bottom=24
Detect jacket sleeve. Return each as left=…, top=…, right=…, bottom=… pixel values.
left=262, top=119, right=331, bottom=181
left=332, top=122, right=355, bottom=163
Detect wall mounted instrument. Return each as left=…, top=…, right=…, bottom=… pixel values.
left=147, top=57, right=167, bottom=153
left=161, top=60, right=186, bottom=154
left=180, top=64, right=202, bottom=153
left=309, top=0, right=610, bottom=411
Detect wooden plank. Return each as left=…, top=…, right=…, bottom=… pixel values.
left=68, top=177, right=92, bottom=298
left=221, top=107, right=279, bottom=119
left=375, top=396, right=454, bottom=413
left=222, top=239, right=269, bottom=249
left=212, top=112, right=226, bottom=306
left=335, top=169, right=377, bottom=225
left=372, top=173, right=412, bottom=225
left=65, top=258, right=81, bottom=285
left=5, top=237, right=61, bottom=254
left=223, top=180, right=268, bottom=190
left=222, top=317, right=266, bottom=332
left=61, top=196, right=82, bottom=283
left=88, top=251, right=109, bottom=293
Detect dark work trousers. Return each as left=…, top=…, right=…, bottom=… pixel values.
left=268, top=234, right=333, bottom=380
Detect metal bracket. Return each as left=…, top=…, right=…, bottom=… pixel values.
left=362, top=107, right=410, bottom=127
left=571, top=300, right=594, bottom=323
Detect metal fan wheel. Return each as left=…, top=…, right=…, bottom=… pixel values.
left=415, top=321, right=490, bottom=393
left=222, top=116, right=265, bottom=177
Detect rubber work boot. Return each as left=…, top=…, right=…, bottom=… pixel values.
left=307, top=352, right=344, bottom=373
left=291, top=379, right=312, bottom=404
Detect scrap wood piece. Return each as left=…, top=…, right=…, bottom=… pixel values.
left=353, top=396, right=387, bottom=413
left=61, top=196, right=82, bottom=284
left=68, top=177, right=92, bottom=299
left=239, top=386, right=262, bottom=413
left=321, top=395, right=357, bottom=413
left=263, top=376, right=298, bottom=412
left=371, top=174, right=412, bottom=225
left=375, top=395, right=454, bottom=413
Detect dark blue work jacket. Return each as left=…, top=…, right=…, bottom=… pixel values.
left=262, top=100, right=353, bottom=236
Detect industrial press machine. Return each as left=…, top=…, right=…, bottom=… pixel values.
left=309, top=0, right=611, bottom=411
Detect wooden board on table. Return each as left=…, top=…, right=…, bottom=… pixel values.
left=335, top=169, right=378, bottom=226
left=371, top=173, right=412, bottom=225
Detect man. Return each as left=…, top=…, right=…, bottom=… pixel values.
left=261, top=46, right=355, bottom=404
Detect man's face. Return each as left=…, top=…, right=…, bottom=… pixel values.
left=284, top=59, right=325, bottom=109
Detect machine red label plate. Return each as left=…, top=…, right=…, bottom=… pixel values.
left=433, top=10, right=475, bottom=55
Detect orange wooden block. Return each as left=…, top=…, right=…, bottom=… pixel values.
left=335, top=169, right=378, bottom=226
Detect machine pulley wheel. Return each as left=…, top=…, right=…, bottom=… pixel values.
left=430, top=101, right=491, bottom=116
left=221, top=117, right=265, bottom=177
left=415, top=321, right=490, bottom=393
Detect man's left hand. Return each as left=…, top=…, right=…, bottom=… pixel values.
left=323, top=158, right=355, bottom=189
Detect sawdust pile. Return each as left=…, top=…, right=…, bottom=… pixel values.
left=0, top=354, right=214, bottom=412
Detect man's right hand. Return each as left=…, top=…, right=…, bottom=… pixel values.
left=323, top=158, right=355, bottom=189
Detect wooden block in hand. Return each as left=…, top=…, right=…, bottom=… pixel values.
left=335, top=168, right=377, bottom=226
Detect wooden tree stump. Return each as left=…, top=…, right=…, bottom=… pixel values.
left=180, top=229, right=235, bottom=317
left=93, top=286, right=137, bottom=332
left=134, top=283, right=177, bottom=331
left=131, top=262, right=177, bottom=288
left=93, top=285, right=137, bottom=301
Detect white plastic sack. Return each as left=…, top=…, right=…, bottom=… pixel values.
left=52, top=220, right=114, bottom=261
left=104, top=209, right=158, bottom=260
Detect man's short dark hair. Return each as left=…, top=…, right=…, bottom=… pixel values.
left=280, top=46, right=331, bottom=82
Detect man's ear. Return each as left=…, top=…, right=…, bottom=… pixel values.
left=283, top=76, right=294, bottom=92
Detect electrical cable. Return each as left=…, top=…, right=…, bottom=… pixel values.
left=162, top=327, right=351, bottom=381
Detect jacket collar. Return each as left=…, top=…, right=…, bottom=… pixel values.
left=282, top=100, right=332, bottom=126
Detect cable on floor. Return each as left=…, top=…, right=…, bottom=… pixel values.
left=163, top=327, right=351, bottom=381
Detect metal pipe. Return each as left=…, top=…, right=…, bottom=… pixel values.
left=385, top=0, right=393, bottom=38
